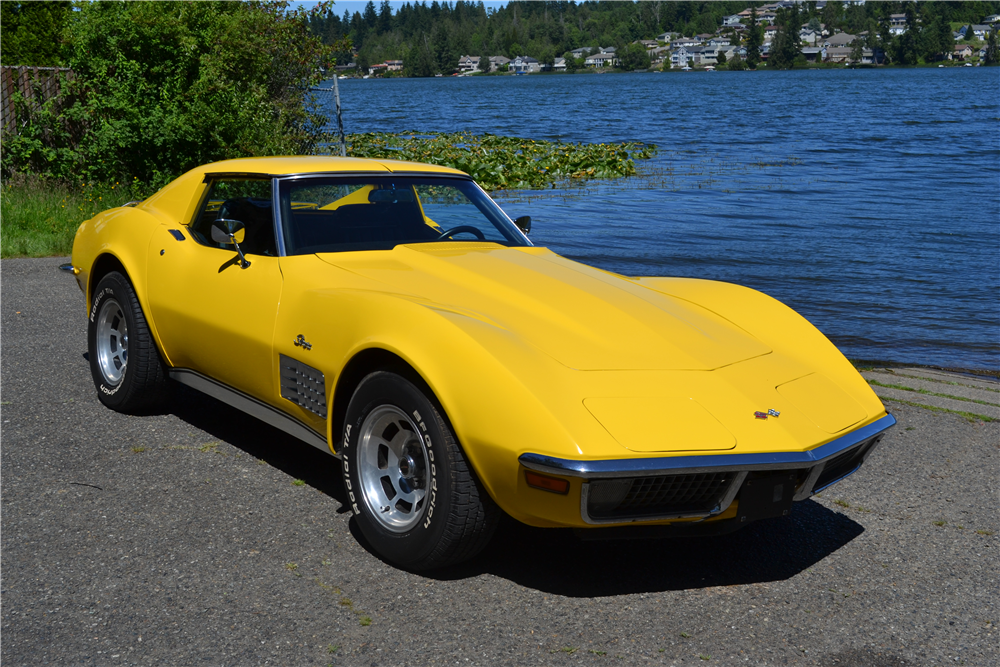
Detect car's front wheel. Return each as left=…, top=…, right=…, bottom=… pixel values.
left=88, top=271, right=170, bottom=413
left=341, top=370, right=498, bottom=570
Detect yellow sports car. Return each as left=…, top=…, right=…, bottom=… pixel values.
left=67, top=156, right=894, bottom=570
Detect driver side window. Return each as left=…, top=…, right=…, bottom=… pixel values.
left=190, top=179, right=276, bottom=256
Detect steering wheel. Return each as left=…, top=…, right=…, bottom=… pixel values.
left=435, top=225, right=487, bottom=241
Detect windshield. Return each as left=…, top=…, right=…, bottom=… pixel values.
left=277, top=176, right=528, bottom=255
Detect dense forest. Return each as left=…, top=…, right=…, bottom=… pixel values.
left=308, top=0, right=1000, bottom=74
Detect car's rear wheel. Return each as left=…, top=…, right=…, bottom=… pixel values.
left=88, top=271, right=170, bottom=413
left=341, top=370, right=498, bottom=570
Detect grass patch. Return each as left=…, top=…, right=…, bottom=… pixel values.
left=359, top=616, right=372, bottom=626
left=131, top=446, right=147, bottom=453
left=834, top=499, right=850, bottom=508
left=933, top=521, right=946, bottom=526
left=292, top=479, right=306, bottom=486
left=976, top=530, right=994, bottom=536
left=1, top=174, right=150, bottom=258
left=878, top=397, right=994, bottom=423
left=867, top=380, right=1000, bottom=408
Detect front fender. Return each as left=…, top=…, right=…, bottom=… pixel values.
left=273, top=285, right=611, bottom=526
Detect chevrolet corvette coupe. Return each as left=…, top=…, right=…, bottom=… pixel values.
left=67, top=156, right=895, bottom=570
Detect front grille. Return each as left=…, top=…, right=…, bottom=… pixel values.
left=814, top=436, right=878, bottom=491
left=586, top=472, right=739, bottom=521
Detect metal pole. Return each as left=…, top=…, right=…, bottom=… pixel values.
left=332, top=74, right=346, bottom=157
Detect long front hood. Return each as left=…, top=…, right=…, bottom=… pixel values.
left=319, top=244, right=771, bottom=371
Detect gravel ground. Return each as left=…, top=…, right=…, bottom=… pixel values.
left=2, top=257, right=997, bottom=667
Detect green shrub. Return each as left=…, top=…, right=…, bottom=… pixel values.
left=2, top=1, right=339, bottom=188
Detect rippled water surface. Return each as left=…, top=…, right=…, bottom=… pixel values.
left=324, top=69, right=1000, bottom=370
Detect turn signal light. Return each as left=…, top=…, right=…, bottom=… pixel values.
left=525, top=471, right=570, bottom=495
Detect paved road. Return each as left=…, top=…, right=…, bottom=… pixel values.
left=2, top=257, right=997, bottom=667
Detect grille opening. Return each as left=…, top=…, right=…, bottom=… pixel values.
left=815, top=437, right=877, bottom=491
left=587, top=472, right=739, bottom=521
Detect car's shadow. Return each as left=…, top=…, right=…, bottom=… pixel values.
left=166, top=384, right=864, bottom=596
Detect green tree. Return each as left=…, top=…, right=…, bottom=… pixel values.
left=3, top=1, right=339, bottom=185
left=0, top=1, right=72, bottom=67
left=619, top=42, right=650, bottom=71
left=405, top=34, right=437, bottom=77
left=769, top=5, right=802, bottom=69
left=965, top=24, right=977, bottom=42
left=745, top=6, right=762, bottom=69
left=986, top=29, right=999, bottom=65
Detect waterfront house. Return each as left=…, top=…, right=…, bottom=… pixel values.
left=490, top=55, right=511, bottom=71
left=368, top=62, right=388, bottom=76
left=801, top=47, right=827, bottom=62
left=510, top=56, right=540, bottom=74
left=861, top=48, right=886, bottom=65
left=552, top=58, right=566, bottom=72
left=953, top=44, right=973, bottom=60
left=569, top=47, right=596, bottom=59
left=386, top=60, right=403, bottom=72
left=825, top=47, right=854, bottom=63
left=584, top=52, right=618, bottom=68
left=457, top=56, right=480, bottom=73
left=670, top=47, right=692, bottom=68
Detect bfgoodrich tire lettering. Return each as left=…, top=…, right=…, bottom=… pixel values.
left=88, top=271, right=170, bottom=413
left=341, top=370, right=498, bottom=570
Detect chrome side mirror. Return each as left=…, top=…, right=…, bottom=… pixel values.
left=513, top=215, right=532, bottom=235
left=212, top=219, right=251, bottom=268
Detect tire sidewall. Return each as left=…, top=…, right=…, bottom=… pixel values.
left=88, top=272, right=136, bottom=410
left=341, top=371, right=455, bottom=568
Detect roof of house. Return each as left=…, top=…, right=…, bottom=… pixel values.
left=826, top=33, right=856, bottom=46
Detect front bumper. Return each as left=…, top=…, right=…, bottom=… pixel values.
left=519, top=413, right=895, bottom=525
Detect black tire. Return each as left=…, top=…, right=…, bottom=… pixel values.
left=88, top=271, right=170, bottom=413
left=341, top=370, right=499, bottom=570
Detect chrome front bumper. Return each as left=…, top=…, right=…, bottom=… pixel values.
left=519, top=414, right=896, bottom=525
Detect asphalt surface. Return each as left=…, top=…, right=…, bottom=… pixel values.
left=2, top=257, right=997, bottom=667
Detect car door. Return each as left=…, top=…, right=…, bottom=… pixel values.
left=146, top=177, right=283, bottom=403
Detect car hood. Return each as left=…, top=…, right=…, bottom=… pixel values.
left=318, top=244, right=771, bottom=371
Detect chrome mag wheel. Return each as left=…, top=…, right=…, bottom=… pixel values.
left=95, top=297, right=129, bottom=386
left=357, top=405, right=430, bottom=532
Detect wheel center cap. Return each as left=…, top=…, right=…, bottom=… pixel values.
left=398, top=455, right=415, bottom=478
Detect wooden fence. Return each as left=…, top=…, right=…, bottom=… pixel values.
left=1, top=65, right=75, bottom=134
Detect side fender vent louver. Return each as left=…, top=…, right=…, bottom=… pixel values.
left=279, top=354, right=327, bottom=419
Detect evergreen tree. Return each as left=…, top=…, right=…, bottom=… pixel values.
left=745, top=6, right=762, bottom=69
left=987, top=29, right=999, bottom=65
left=965, top=25, right=977, bottom=42
left=769, top=5, right=802, bottom=69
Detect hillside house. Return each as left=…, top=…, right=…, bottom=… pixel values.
left=889, top=14, right=907, bottom=35
left=825, top=33, right=857, bottom=48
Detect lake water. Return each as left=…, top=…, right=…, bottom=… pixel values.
left=320, top=68, right=1000, bottom=371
